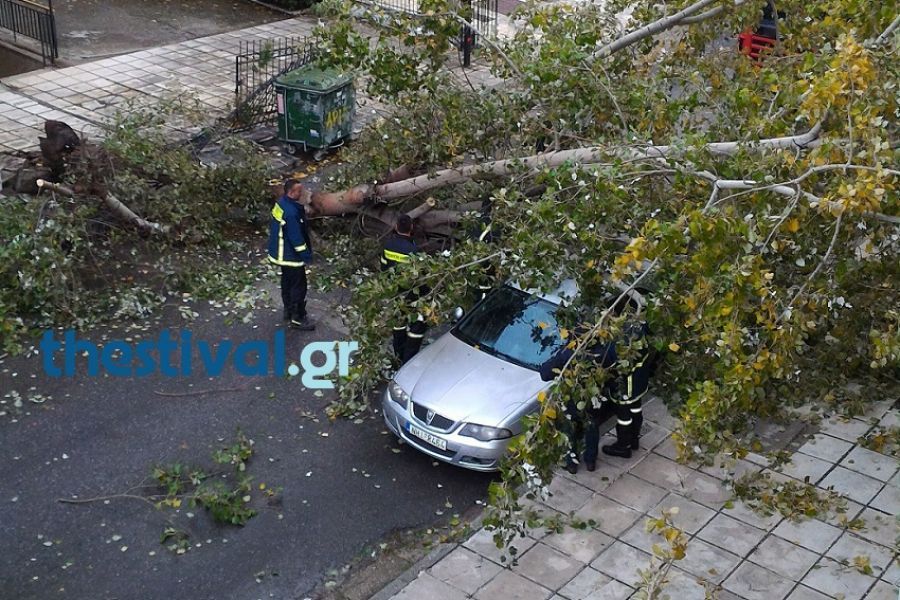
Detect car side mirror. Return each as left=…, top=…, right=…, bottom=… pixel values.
left=452, top=306, right=464, bottom=322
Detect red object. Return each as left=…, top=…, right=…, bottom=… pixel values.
left=738, top=30, right=776, bottom=62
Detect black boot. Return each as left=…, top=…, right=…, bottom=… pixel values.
left=283, top=305, right=292, bottom=322
left=630, top=411, right=643, bottom=450
left=290, top=315, right=316, bottom=331
left=602, top=423, right=633, bottom=458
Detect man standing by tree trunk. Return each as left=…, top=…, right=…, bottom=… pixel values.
left=268, top=178, right=315, bottom=331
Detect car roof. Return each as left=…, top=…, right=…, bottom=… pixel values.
left=509, top=279, right=579, bottom=306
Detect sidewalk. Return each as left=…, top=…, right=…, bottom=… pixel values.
left=379, top=397, right=899, bottom=600
left=0, top=17, right=316, bottom=154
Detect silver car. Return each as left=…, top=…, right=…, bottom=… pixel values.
left=381, top=282, right=576, bottom=472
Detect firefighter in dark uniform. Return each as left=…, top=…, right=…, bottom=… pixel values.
left=382, top=214, right=426, bottom=363
left=602, top=300, right=653, bottom=458
left=541, top=330, right=618, bottom=474
left=267, top=178, right=315, bottom=331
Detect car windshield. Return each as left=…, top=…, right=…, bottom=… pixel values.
left=452, top=286, right=565, bottom=370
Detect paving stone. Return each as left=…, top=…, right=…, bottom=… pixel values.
left=653, top=436, right=680, bottom=460
left=464, top=527, right=538, bottom=565
left=474, top=569, right=553, bottom=600
left=778, top=452, right=834, bottom=484
left=392, top=573, right=469, bottom=600
left=682, top=470, right=732, bottom=508
left=889, top=470, right=900, bottom=489
left=867, top=580, right=899, bottom=600
left=883, top=558, right=900, bottom=586
left=700, top=456, right=759, bottom=481
left=651, top=492, right=717, bottom=534
left=880, top=408, right=900, bottom=429
left=641, top=396, right=679, bottom=430
left=677, top=538, right=741, bottom=584
left=697, top=513, right=767, bottom=557
left=428, top=547, right=503, bottom=595
left=620, top=518, right=660, bottom=554
left=820, top=415, right=873, bottom=441
left=513, top=543, right=585, bottom=590
left=590, top=540, right=652, bottom=587
left=541, top=527, right=615, bottom=564
left=574, top=495, right=643, bottom=538
left=825, top=532, right=896, bottom=577
left=602, top=474, right=668, bottom=513
left=659, top=568, right=709, bottom=600
left=747, top=534, right=820, bottom=581
left=773, top=518, right=842, bottom=553
left=557, top=567, right=632, bottom=600
left=722, top=499, right=784, bottom=531
left=631, top=453, right=697, bottom=491
left=544, top=475, right=595, bottom=514
left=784, top=584, right=834, bottom=600
left=723, top=561, right=794, bottom=600
left=819, top=466, right=884, bottom=504
left=840, top=446, right=900, bottom=482
left=801, top=556, right=877, bottom=600
left=560, top=461, right=624, bottom=494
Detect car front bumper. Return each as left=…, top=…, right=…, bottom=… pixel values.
left=381, top=388, right=509, bottom=472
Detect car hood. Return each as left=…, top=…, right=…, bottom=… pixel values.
left=395, top=332, right=546, bottom=427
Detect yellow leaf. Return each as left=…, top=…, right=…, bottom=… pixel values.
left=537, top=391, right=547, bottom=404
left=786, top=218, right=800, bottom=233
left=720, top=305, right=733, bottom=317
left=171, top=498, right=182, bottom=508
left=668, top=342, right=681, bottom=352
left=259, top=483, right=266, bottom=490
left=537, top=321, right=548, bottom=329
left=542, top=406, right=557, bottom=420
left=560, top=328, right=569, bottom=340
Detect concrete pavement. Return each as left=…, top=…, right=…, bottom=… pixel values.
left=380, top=397, right=899, bottom=600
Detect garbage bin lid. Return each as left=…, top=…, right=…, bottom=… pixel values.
left=276, top=64, right=353, bottom=92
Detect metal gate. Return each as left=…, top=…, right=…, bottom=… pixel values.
left=233, top=37, right=316, bottom=129
left=0, top=0, right=58, bottom=65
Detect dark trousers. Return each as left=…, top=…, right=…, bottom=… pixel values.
left=281, top=265, right=307, bottom=320
left=393, top=318, right=427, bottom=364
left=564, top=401, right=613, bottom=465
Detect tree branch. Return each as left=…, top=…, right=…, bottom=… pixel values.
left=590, top=0, right=718, bottom=60
left=37, top=179, right=172, bottom=235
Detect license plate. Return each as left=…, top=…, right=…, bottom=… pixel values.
left=407, top=422, right=448, bottom=451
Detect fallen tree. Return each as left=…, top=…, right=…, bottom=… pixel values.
left=309, top=0, right=900, bottom=548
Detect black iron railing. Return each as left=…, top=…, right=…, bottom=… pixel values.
left=0, top=0, right=58, bottom=65
left=233, top=36, right=316, bottom=129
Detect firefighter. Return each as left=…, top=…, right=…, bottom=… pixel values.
left=602, top=298, right=654, bottom=458
left=267, top=178, right=315, bottom=331
left=541, top=329, right=618, bottom=474
left=382, top=215, right=426, bottom=363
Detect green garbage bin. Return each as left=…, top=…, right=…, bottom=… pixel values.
left=274, top=64, right=355, bottom=155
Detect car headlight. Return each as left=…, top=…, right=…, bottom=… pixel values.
left=388, top=380, right=410, bottom=409
left=459, top=423, right=513, bottom=442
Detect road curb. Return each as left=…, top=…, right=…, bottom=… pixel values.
left=368, top=514, right=487, bottom=600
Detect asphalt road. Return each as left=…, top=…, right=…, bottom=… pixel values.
left=0, top=289, right=496, bottom=600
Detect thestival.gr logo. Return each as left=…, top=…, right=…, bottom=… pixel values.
left=39, top=330, right=358, bottom=390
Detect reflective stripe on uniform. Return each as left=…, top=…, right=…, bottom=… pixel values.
left=617, top=418, right=633, bottom=426
left=383, top=249, right=411, bottom=263
left=268, top=255, right=304, bottom=267
left=478, top=224, right=492, bottom=242
left=630, top=406, right=643, bottom=413
left=406, top=331, right=425, bottom=339
left=272, top=204, right=285, bottom=223
left=294, top=243, right=308, bottom=253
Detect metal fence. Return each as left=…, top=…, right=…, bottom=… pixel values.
left=233, top=36, right=316, bottom=129
left=363, top=0, right=498, bottom=45
left=0, top=0, right=58, bottom=65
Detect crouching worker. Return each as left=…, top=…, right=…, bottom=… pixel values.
left=382, top=215, right=426, bottom=364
